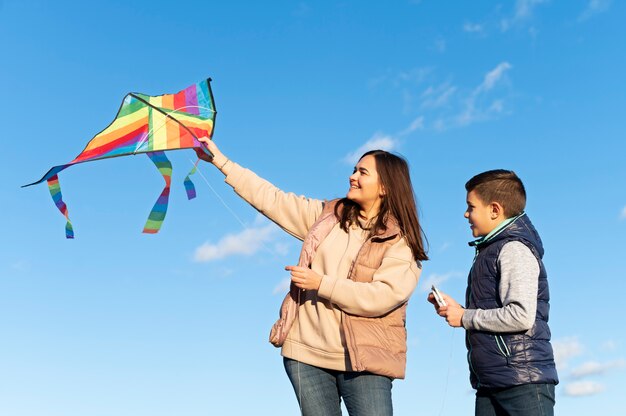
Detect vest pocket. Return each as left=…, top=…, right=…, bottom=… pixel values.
left=494, top=335, right=511, bottom=364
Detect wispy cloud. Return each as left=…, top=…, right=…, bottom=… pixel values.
left=343, top=133, right=399, bottom=165
left=501, top=0, right=549, bottom=32
left=570, top=359, right=626, bottom=378
left=602, top=340, right=619, bottom=351
left=273, top=242, right=290, bottom=256
left=477, top=62, right=512, bottom=93
left=463, top=22, right=484, bottom=34
left=395, top=67, right=433, bottom=87
left=272, top=277, right=291, bottom=295
left=579, top=0, right=611, bottom=21
left=194, top=222, right=278, bottom=262
left=552, top=337, right=584, bottom=370
left=620, top=206, right=626, bottom=220
left=433, top=37, right=446, bottom=53
left=370, top=62, right=513, bottom=135
left=438, top=242, right=452, bottom=252
left=564, top=381, right=605, bottom=397
left=292, top=2, right=311, bottom=17
left=552, top=338, right=625, bottom=398
left=452, top=62, right=513, bottom=129
left=420, top=83, right=457, bottom=109
left=11, top=260, right=31, bottom=272
left=419, top=272, right=461, bottom=293
left=398, top=116, right=425, bottom=136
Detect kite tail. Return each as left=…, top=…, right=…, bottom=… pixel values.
left=143, top=151, right=172, bottom=234
left=47, top=175, right=74, bottom=239
left=183, top=158, right=200, bottom=200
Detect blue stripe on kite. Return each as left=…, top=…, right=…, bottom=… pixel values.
left=198, top=80, right=211, bottom=118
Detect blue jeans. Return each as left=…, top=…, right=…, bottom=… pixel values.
left=284, top=358, right=393, bottom=416
left=475, top=383, right=556, bottom=416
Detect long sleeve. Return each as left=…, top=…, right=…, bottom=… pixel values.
left=317, top=238, right=421, bottom=317
left=225, top=162, right=324, bottom=240
left=462, top=241, right=539, bottom=332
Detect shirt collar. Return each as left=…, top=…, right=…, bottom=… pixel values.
left=469, top=212, right=525, bottom=247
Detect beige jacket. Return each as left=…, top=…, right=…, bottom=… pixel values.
left=225, top=163, right=421, bottom=379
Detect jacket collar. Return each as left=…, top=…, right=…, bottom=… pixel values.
left=468, top=212, right=526, bottom=247
left=372, top=215, right=401, bottom=240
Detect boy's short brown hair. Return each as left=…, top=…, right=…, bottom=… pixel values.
left=465, top=170, right=526, bottom=218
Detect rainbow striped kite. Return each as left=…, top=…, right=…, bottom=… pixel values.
left=23, top=78, right=217, bottom=238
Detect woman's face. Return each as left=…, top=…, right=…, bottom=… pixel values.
left=347, top=154, right=384, bottom=212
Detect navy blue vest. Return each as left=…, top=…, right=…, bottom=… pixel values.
left=465, top=214, right=559, bottom=389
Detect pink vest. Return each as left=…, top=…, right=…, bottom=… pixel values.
left=269, top=200, right=410, bottom=379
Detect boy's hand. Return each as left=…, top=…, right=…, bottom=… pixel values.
left=427, top=292, right=443, bottom=310
left=427, top=291, right=465, bottom=327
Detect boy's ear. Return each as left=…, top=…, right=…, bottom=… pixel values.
left=490, top=202, right=504, bottom=220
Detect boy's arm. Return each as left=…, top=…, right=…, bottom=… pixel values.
left=462, top=241, right=539, bottom=333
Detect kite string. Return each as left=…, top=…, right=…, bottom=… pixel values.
left=190, top=159, right=248, bottom=229
left=193, top=158, right=457, bottom=416
left=190, top=160, right=286, bottom=260
left=438, top=327, right=456, bottom=416
left=191, top=158, right=304, bottom=415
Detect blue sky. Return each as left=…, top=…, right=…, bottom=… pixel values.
left=1, top=0, right=625, bottom=414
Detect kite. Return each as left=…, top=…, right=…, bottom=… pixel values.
left=23, top=78, right=217, bottom=238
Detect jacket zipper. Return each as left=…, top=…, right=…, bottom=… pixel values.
left=467, top=247, right=481, bottom=386
left=343, top=235, right=375, bottom=372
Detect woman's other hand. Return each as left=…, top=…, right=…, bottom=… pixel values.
left=286, top=265, right=322, bottom=291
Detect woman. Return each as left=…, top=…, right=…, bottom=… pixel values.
left=197, top=137, right=428, bottom=416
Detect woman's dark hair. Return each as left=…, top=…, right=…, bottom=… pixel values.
left=335, top=150, right=428, bottom=261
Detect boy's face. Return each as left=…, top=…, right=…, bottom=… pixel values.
left=464, top=190, right=502, bottom=238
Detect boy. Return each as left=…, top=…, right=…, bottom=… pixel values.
left=429, top=169, right=558, bottom=416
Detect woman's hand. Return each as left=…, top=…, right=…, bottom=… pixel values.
left=195, top=137, right=229, bottom=170
left=427, top=291, right=465, bottom=327
left=286, top=265, right=322, bottom=291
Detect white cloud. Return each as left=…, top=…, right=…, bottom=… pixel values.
left=273, top=242, right=290, bottom=256
left=395, top=67, right=433, bottom=87
left=434, top=38, right=446, bottom=53
left=501, top=0, right=548, bottom=32
left=453, top=62, right=512, bottom=127
left=552, top=337, right=584, bottom=370
left=433, top=118, right=446, bottom=131
left=463, top=22, right=484, bottom=33
left=11, top=260, right=30, bottom=272
left=477, top=62, right=512, bottom=93
left=438, top=242, right=452, bottom=252
left=272, top=277, right=291, bottom=295
left=564, top=381, right=605, bottom=397
left=372, top=63, right=512, bottom=133
left=194, top=223, right=277, bottom=262
left=343, top=133, right=399, bottom=165
left=602, top=340, right=618, bottom=351
left=489, top=99, right=505, bottom=113
left=399, top=116, right=425, bottom=136
left=620, top=206, right=626, bottom=220
left=419, top=272, right=460, bottom=293
left=292, top=2, right=311, bottom=17
left=570, top=359, right=626, bottom=378
left=579, top=0, right=611, bottom=21
left=420, top=83, right=457, bottom=109
left=368, top=67, right=432, bottom=91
